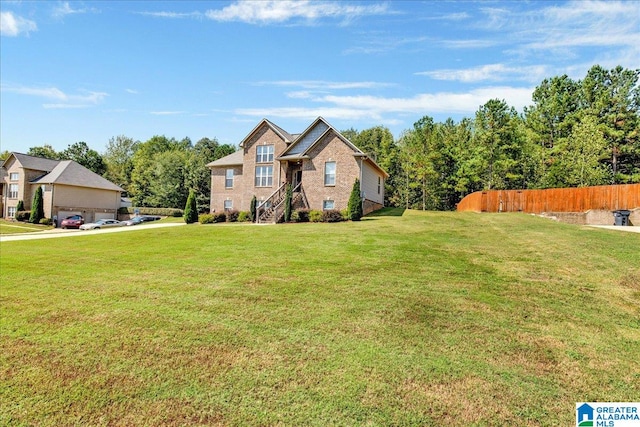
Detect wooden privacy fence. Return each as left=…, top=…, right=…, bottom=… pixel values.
left=456, top=184, right=640, bottom=213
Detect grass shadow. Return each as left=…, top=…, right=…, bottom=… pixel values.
left=363, top=207, right=406, bottom=220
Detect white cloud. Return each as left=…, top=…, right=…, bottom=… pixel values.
left=125, top=88, right=139, bottom=94
left=1, top=84, right=108, bottom=106
left=52, top=2, right=99, bottom=19
left=418, top=64, right=548, bottom=84
left=205, top=0, right=391, bottom=24
left=0, top=11, right=37, bottom=37
left=236, top=86, right=534, bottom=123
left=136, top=11, right=202, bottom=19
left=257, top=80, right=393, bottom=90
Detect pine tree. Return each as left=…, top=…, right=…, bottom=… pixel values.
left=347, top=179, right=363, bottom=221
left=250, top=195, right=257, bottom=223
left=183, top=189, right=198, bottom=224
left=284, top=184, right=293, bottom=222
left=29, top=187, right=44, bottom=224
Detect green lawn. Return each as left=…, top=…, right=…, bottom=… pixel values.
left=0, top=219, right=53, bottom=234
left=1, top=209, right=639, bottom=426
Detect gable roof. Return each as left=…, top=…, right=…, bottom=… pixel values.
left=3, top=152, right=60, bottom=172
left=278, top=117, right=389, bottom=177
left=238, top=118, right=295, bottom=148
left=31, top=160, right=124, bottom=191
left=206, top=150, right=243, bottom=168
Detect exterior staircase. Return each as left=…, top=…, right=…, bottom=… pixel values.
left=257, top=182, right=308, bottom=223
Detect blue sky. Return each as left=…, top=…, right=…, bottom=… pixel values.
left=1, top=0, right=639, bottom=154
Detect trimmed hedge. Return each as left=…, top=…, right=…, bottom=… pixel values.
left=119, top=207, right=183, bottom=217
left=322, top=209, right=344, bottom=223
left=15, top=211, right=31, bottom=222
left=293, top=209, right=310, bottom=223
left=309, top=210, right=323, bottom=223
left=214, top=212, right=227, bottom=223
left=198, top=214, right=215, bottom=224
left=225, top=210, right=239, bottom=222
left=238, top=211, right=251, bottom=222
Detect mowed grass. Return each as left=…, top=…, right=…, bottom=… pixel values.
left=1, top=209, right=639, bottom=426
left=0, top=219, right=52, bottom=235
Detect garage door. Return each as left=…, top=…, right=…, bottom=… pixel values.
left=94, top=212, right=115, bottom=221
left=58, top=211, right=82, bottom=221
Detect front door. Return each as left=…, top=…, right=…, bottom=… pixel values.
left=294, top=170, right=302, bottom=187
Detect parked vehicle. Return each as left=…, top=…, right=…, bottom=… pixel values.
left=122, top=216, right=145, bottom=226
left=140, top=215, right=161, bottom=222
left=79, top=219, right=124, bottom=230
left=60, top=215, right=84, bottom=229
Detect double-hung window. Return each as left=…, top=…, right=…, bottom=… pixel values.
left=323, top=200, right=335, bottom=210
left=10, top=172, right=19, bottom=181
left=324, top=161, right=336, bottom=186
left=9, top=184, right=18, bottom=199
left=255, top=166, right=273, bottom=187
left=224, top=200, right=233, bottom=211
left=256, top=145, right=274, bottom=163
left=225, top=169, right=234, bottom=188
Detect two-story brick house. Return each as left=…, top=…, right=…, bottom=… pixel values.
left=1, top=152, right=124, bottom=223
left=207, top=117, right=388, bottom=222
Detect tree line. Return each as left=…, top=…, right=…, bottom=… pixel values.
left=4, top=64, right=638, bottom=212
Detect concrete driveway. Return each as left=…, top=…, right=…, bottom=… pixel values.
left=0, top=222, right=185, bottom=242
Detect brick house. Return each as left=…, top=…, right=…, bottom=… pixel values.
left=1, top=152, right=124, bottom=224
left=207, top=117, right=388, bottom=222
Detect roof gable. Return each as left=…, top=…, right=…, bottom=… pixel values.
left=31, top=160, right=124, bottom=191
left=239, top=119, right=294, bottom=148
left=2, top=152, right=60, bottom=172
left=206, top=150, right=243, bottom=168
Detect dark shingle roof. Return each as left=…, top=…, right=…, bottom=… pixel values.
left=30, top=160, right=124, bottom=191
left=7, top=152, right=60, bottom=172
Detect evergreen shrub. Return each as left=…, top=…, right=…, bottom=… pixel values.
left=322, top=209, right=344, bottom=223
left=199, top=214, right=215, bottom=224
left=225, top=210, right=239, bottom=222
left=15, top=211, right=30, bottom=222
left=294, top=209, right=310, bottom=222
left=309, top=210, right=323, bottom=222
left=214, top=212, right=227, bottom=223
left=238, top=211, right=251, bottom=222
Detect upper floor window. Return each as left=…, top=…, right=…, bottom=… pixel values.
left=255, top=165, right=273, bottom=187
left=9, top=184, right=18, bottom=199
left=378, top=176, right=381, bottom=194
left=225, top=169, right=234, bottom=188
left=324, top=161, right=336, bottom=186
left=9, top=172, right=19, bottom=181
left=256, top=145, right=274, bottom=163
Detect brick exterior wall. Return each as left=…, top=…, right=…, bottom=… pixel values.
left=209, top=120, right=388, bottom=215
left=303, top=131, right=361, bottom=211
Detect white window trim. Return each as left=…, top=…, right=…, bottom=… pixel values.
left=256, top=145, right=274, bottom=163
left=323, top=200, right=335, bottom=210
left=8, top=183, right=18, bottom=199
left=225, top=169, right=234, bottom=188
left=9, top=172, right=19, bottom=181
left=324, top=161, right=336, bottom=186
left=255, top=165, right=273, bottom=187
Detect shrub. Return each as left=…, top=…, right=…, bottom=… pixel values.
left=322, top=209, right=344, bottom=223
left=309, top=210, right=323, bottom=223
left=16, top=200, right=24, bottom=212
left=118, top=207, right=183, bottom=217
left=29, top=186, right=44, bottom=224
left=238, top=211, right=251, bottom=222
left=284, top=184, right=293, bottom=222
left=293, top=209, right=310, bottom=222
left=214, top=212, right=227, bottom=223
left=184, top=190, right=198, bottom=224
left=39, top=218, right=52, bottom=226
left=15, top=211, right=30, bottom=222
left=250, top=196, right=257, bottom=222
left=225, top=210, right=239, bottom=222
left=347, top=178, right=363, bottom=221
left=199, top=214, right=215, bottom=224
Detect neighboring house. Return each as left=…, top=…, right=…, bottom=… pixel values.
left=207, top=117, right=388, bottom=222
left=1, top=152, right=124, bottom=224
